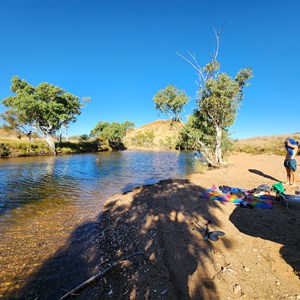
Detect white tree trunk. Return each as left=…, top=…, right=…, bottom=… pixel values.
left=174, top=117, right=217, bottom=166
left=32, top=125, right=57, bottom=155
left=215, top=125, right=223, bottom=164
left=45, top=134, right=57, bottom=155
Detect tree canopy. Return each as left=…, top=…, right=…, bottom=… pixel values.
left=1, top=76, right=89, bottom=154
left=153, top=85, right=189, bottom=121
left=90, top=121, right=135, bottom=149
left=153, top=30, right=252, bottom=165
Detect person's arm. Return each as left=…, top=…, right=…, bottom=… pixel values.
left=286, top=140, right=298, bottom=149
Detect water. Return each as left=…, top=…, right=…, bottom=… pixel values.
left=0, top=151, right=194, bottom=222
left=0, top=151, right=195, bottom=296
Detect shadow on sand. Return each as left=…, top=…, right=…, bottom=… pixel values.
left=230, top=201, right=300, bottom=279
left=3, top=179, right=233, bottom=300
left=248, top=168, right=281, bottom=182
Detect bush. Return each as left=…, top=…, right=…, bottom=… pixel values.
left=193, top=160, right=208, bottom=174
left=158, top=136, right=177, bottom=149
left=0, top=143, right=11, bottom=157
left=56, top=140, right=103, bottom=154
left=130, top=131, right=155, bottom=147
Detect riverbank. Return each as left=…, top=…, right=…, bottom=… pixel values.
left=80, top=153, right=299, bottom=300
left=82, top=154, right=300, bottom=299
left=4, top=153, right=299, bottom=299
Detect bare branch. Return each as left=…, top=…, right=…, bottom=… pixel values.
left=176, top=51, right=206, bottom=84
left=176, top=51, right=200, bottom=73
left=186, top=51, right=202, bottom=71
left=212, top=26, right=222, bottom=62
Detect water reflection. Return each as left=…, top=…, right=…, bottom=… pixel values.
left=0, top=151, right=194, bottom=222
left=0, top=151, right=194, bottom=297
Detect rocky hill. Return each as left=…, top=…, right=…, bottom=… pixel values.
left=123, top=120, right=182, bottom=150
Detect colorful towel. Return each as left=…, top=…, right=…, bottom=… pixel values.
left=201, top=185, right=273, bottom=209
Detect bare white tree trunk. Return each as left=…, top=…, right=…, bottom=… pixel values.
left=32, top=124, right=57, bottom=155
left=45, top=134, right=56, bottom=155
left=63, top=125, right=69, bottom=141
left=215, top=125, right=223, bottom=164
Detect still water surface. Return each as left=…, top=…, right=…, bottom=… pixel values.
left=0, top=151, right=195, bottom=296
left=0, top=151, right=195, bottom=222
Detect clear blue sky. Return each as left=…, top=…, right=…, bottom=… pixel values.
left=0, top=0, right=299, bottom=139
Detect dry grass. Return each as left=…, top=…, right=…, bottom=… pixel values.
left=2, top=127, right=300, bottom=156
left=123, top=120, right=182, bottom=150
left=233, top=133, right=300, bottom=155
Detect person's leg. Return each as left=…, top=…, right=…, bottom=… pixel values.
left=290, top=171, right=296, bottom=186
left=289, top=159, right=297, bottom=186
left=284, top=167, right=291, bottom=184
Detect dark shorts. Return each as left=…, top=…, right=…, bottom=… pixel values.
left=284, top=158, right=297, bottom=171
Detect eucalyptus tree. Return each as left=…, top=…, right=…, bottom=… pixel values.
left=154, top=29, right=252, bottom=165
left=1, top=76, right=89, bottom=154
left=0, top=109, right=31, bottom=139
left=90, top=120, right=135, bottom=149
left=153, top=84, right=216, bottom=166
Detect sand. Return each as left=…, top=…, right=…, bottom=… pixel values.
left=77, top=153, right=300, bottom=299
left=4, top=153, right=300, bottom=300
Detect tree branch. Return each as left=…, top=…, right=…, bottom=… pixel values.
left=59, top=251, right=144, bottom=300
left=176, top=51, right=206, bottom=84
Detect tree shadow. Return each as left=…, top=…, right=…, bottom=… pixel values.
left=3, top=179, right=233, bottom=300
left=229, top=201, right=300, bottom=279
left=248, top=168, right=281, bottom=182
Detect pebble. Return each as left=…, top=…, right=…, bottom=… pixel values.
left=233, top=284, right=241, bottom=295
left=243, top=266, right=250, bottom=272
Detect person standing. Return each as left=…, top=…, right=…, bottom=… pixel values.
left=283, top=138, right=299, bottom=186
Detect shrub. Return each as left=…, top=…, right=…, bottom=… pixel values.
left=130, top=131, right=155, bottom=147
left=193, top=160, right=208, bottom=174
left=0, top=143, right=11, bottom=157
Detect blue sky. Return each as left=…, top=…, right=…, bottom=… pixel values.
left=0, top=0, right=299, bottom=139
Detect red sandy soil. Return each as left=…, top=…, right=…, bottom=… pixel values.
left=72, top=153, right=300, bottom=299
left=2, top=153, right=300, bottom=300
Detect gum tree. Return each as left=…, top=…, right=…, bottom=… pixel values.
left=1, top=76, right=89, bottom=154
left=90, top=121, right=135, bottom=149
left=154, top=29, right=252, bottom=165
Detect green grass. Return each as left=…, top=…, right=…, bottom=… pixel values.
left=1, top=133, right=299, bottom=158
left=0, top=138, right=110, bottom=157
left=0, top=140, right=52, bottom=157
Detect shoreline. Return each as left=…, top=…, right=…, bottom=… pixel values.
left=2, top=153, right=300, bottom=299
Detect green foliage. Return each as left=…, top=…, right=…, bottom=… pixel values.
left=1, top=76, right=89, bottom=153
left=56, top=140, right=103, bottom=154
left=153, top=85, right=189, bottom=120
left=0, top=143, right=11, bottom=157
left=198, top=69, right=252, bottom=129
left=0, top=109, right=30, bottom=138
left=154, top=36, right=252, bottom=164
left=90, top=120, right=135, bottom=149
left=0, top=140, right=51, bottom=157
left=2, top=76, right=85, bottom=135
left=193, top=159, right=208, bottom=174
left=0, top=137, right=111, bottom=157
left=130, top=131, right=155, bottom=147
left=177, top=113, right=233, bottom=156
left=203, top=60, right=220, bottom=73
left=158, top=136, right=177, bottom=149
left=79, top=134, right=89, bottom=142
